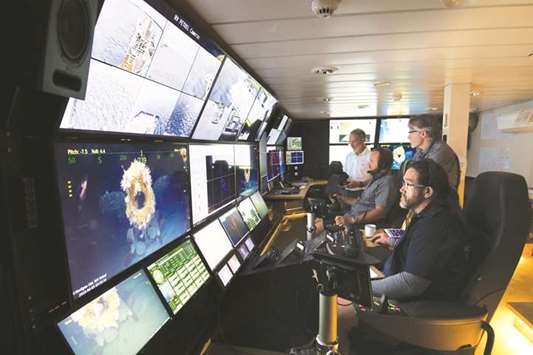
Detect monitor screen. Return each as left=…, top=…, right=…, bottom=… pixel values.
left=147, top=239, right=210, bottom=314
left=238, top=88, right=277, bottom=142
left=60, top=0, right=223, bottom=137
left=235, top=144, right=259, bottom=196
left=192, top=57, right=260, bottom=141
left=379, top=118, right=411, bottom=143
left=217, top=264, right=233, bottom=287
left=250, top=191, right=268, bottom=219
left=193, top=219, right=233, bottom=270
left=189, top=144, right=236, bottom=224
left=244, top=237, right=255, bottom=252
left=258, top=135, right=268, bottom=193
left=237, top=199, right=261, bottom=231
left=58, top=270, right=169, bottom=355
left=383, top=144, right=416, bottom=170
left=266, top=150, right=282, bottom=181
left=237, top=243, right=250, bottom=260
left=275, top=118, right=293, bottom=145
left=55, top=142, right=190, bottom=299
left=287, top=137, right=302, bottom=151
left=227, top=254, right=241, bottom=274
left=286, top=151, right=304, bottom=165
left=329, top=119, right=377, bottom=144
left=219, top=208, right=249, bottom=246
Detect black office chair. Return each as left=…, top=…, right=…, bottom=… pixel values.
left=357, top=172, right=531, bottom=354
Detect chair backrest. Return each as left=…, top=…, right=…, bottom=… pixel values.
left=461, top=172, right=530, bottom=320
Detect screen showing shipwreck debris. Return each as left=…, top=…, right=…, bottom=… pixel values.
left=58, top=270, right=169, bottom=355
left=60, top=0, right=223, bottom=137
left=54, top=142, right=191, bottom=299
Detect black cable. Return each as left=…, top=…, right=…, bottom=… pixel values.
left=481, top=320, right=495, bottom=355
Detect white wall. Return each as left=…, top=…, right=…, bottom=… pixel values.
left=467, top=100, right=533, bottom=188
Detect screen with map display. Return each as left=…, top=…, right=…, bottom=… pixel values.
left=147, top=239, right=210, bottom=314
left=60, top=0, right=223, bottom=137
left=58, top=270, right=169, bottom=355
left=55, top=142, right=190, bottom=299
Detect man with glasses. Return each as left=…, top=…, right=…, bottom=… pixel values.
left=344, top=129, right=371, bottom=188
left=371, top=159, right=469, bottom=301
left=335, top=147, right=397, bottom=226
left=407, top=115, right=460, bottom=189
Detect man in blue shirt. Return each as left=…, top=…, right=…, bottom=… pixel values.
left=372, top=159, right=469, bottom=301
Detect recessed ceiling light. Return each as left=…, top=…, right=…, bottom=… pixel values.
left=322, top=97, right=332, bottom=103
left=357, top=104, right=369, bottom=109
left=428, top=107, right=438, bottom=111
left=374, top=81, right=391, bottom=88
left=311, top=66, right=338, bottom=75
left=470, top=90, right=481, bottom=97
left=393, top=92, right=403, bottom=101
left=441, top=0, right=464, bottom=8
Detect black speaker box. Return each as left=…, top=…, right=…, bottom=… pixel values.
left=29, top=0, right=98, bottom=99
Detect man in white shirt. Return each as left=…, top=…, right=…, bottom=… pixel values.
left=344, top=129, right=371, bottom=188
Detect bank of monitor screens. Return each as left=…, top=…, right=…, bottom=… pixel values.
left=60, top=0, right=223, bottom=138
left=55, top=142, right=191, bottom=299
left=286, top=151, right=304, bottom=165
left=287, top=137, right=302, bottom=151
left=379, top=118, right=410, bottom=143
left=250, top=191, right=268, bottom=219
left=147, top=239, right=210, bottom=314
left=193, top=219, right=233, bottom=270
left=329, top=119, right=376, bottom=144
left=192, top=57, right=260, bottom=141
left=219, top=208, right=249, bottom=246
left=239, top=88, right=278, bottom=142
left=58, top=271, right=169, bottom=355
left=238, top=198, right=261, bottom=231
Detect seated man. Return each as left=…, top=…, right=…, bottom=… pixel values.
left=371, top=159, right=469, bottom=301
left=334, top=147, right=397, bottom=227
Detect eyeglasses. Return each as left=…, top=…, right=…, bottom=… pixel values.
left=401, top=180, right=426, bottom=189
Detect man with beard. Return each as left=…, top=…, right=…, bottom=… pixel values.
left=334, top=147, right=397, bottom=226
left=371, top=159, right=469, bottom=301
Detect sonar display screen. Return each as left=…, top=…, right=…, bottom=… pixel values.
left=55, top=142, right=191, bottom=299
left=60, top=0, right=223, bottom=137
left=148, top=239, right=210, bottom=314
left=58, top=270, right=169, bottom=355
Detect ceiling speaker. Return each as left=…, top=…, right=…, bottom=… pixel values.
left=39, top=0, right=97, bottom=99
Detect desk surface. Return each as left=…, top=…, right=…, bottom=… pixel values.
left=265, top=180, right=327, bottom=200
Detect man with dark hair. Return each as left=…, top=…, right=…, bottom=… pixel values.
left=408, top=115, right=460, bottom=188
left=335, top=147, right=397, bottom=226
left=344, top=128, right=371, bottom=187
left=372, top=159, right=469, bottom=301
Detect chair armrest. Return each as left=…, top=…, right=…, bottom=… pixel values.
left=358, top=301, right=488, bottom=352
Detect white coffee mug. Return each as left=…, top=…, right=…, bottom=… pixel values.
left=364, top=224, right=377, bottom=237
